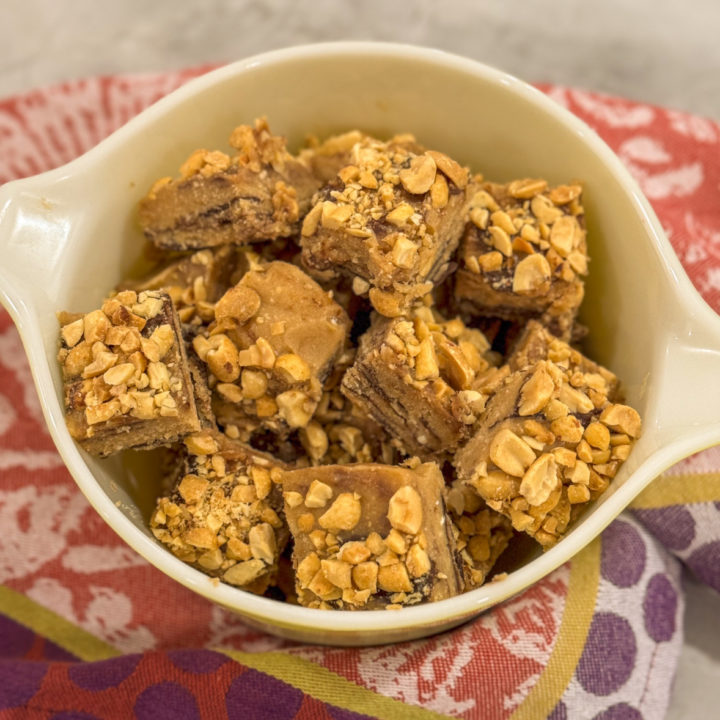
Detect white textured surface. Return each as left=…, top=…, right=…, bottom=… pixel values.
left=3, top=0, right=720, bottom=119
left=2, top=1, right=719, bottom=717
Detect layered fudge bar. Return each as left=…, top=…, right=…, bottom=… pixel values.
left=281, top=462, right=464, bottom=609
left=445, top=483, right=514, bottom=589
left=454, top=180, right=588, bottom=339
left=341, top=306, right=496, bottom=457
left=194, top=261, right=350, bottom=437
left=454, top=334, right=641, bottom=548
left=300, top=136, right=471, bottom=317
left=58, top=290, right=202, bottom=456
left=150, top=430, right=287, bottom=594
left=139, top=118, right=320, bottom=250
left=119, top=246, right=236, bottom=326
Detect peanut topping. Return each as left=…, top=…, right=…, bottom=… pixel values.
left=507, top=178, right=548, bottom=199
left=275, top=353, right=311, bottom=383
left=518, top=364, right=555, bottom=415
left=184, top=432, right=219, bottom=456
left=377, top=563, right=413, bottom=593
left=519, top=453, right=559, bottom=506
left=215, top=286, right=261, bottom=325
left=305, top=480, right=334, bottom=508
left=352, top=562, right=378, bottom=592
left=61, top=319, right=84, bottom=348
left=600, top=404, right=642, bottom=437
left=338, top=542, right=372, bottom=565
left=406, top=544, right=431, bottom=578
left=399, top=154, right=437, bottom=194
left=223, top=559, right=265, bottom=587
left=430, top=173, right=449, bottom=209
left=426, top=150, right=468, bottom=189
left=489, top=429, right=536, bottom=477
left=318, top=493, right=362, bottom=531
left=414, top=337, right=440, bottom=381
left=387, top=486, right=423, bottom=535
left=284, top=491, right=304, bottom=508
left=513, top=254, right=551, bottom=293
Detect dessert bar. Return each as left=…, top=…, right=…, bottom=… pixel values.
left=301, top=137, right=470, bottom=317
left=58, top=290, right=202, bottom=456
left=281, top=462, right=464, bottom=609
left=151, top=430, right=287, bottom=593
left=139, top=119, right=320, bottom=250
left=454, top=180, right=588, bottom=339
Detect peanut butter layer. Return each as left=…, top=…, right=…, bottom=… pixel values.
left=300, top=137, right=471, bottom=317
left=281, top=462, right=464, bottom=610
left=445, top=483, right=514, bottom=589
left=454, top=180, right=588, bottom=340
left=139, top=118, right=320, bottom=250
left=454, top=354, right=641, bottom=548
left=119, top=246, right=237, bottom=327
left=58, top=290, right=202, bottom=456
left=193, top=261, right=351, bottom=437
left=150, top=430, right=287, bottom=594
left=341, top=306, right=497, bottom=457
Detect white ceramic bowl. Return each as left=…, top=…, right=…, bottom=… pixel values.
left=2, top=43, right=720, bottom=646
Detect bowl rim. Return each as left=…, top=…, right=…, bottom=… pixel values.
left=2, top=40, right=720, bottom=637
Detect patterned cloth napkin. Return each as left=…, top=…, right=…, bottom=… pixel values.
left=1, top=68, right=719, bottom=720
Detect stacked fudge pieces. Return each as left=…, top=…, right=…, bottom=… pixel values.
left=58, top=118, right=641, bottom=609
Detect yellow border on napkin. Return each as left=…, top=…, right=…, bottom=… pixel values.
left=0, top=585, right=120, bottom=661
left=508, top=538, right=601, bottom=720
left=221, top=648, right=449, bottom=719
left=630, top=472, right=720, bottom=509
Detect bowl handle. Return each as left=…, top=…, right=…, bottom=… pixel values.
left=652, top=301, right=720, bottom=458
left=0, top=177, right=72, bottom=320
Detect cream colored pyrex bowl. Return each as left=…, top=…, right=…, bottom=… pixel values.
left=1, top=43, right=720, bottom=646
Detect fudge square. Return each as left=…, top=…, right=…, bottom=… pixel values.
left=139, top=118, right=320, bottom=251
left=194, top=261, right=350, bottom=437
left=58, top=290, right=202, bottom=456
left=281, top=462, right=464, bottom=609
left=150, top=430, right=287, bottom=594
left=300, top=136, right=471, bottom=317
left=341, top=306, right=495, bottom=457
left=119, top=246, right=236, bottom=326
left=454, top=179, right=588, bottom=339
left=454, top=350, right=641, bottom=548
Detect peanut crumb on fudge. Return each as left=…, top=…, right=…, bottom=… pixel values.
left=454, top=180, right=588, bottom=339
left=300, top=136, right=471, bottom=317
left=150, top=430, right=287, bottom=594
left=139, top=118, right=320, bottom=250
left=57, top=290, right=202, bottom=456
left=281, top=462, right=464, bottom=609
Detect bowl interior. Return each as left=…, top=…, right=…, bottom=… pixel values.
left=4, top=45, right=684, bottom=637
